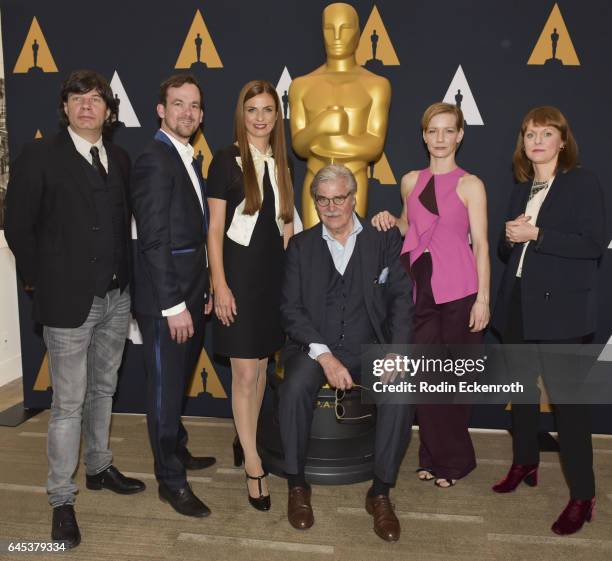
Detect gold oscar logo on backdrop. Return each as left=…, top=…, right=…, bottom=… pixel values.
left=175, top=10, right=223, bottom=69
left=187, top=349, right=228, bottom=399
left=33, top=353, right=51, bottom=391
left=369, top=152, right=396, bottom=185
left=192, top=129, right=213, bottom=178
left=527, top=3, right=579, bottom=66
left=13, top=17, right=58, bottom=74
left=356, top=5, right=400, bottom=67
left=35, top=347, right=227, bottom=398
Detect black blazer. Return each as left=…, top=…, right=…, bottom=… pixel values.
left=130, top=131, right=209, bottom=317
left=281, top=218, right=414, bottom=350
left=4, top=130, right=131, bottom=328
left=491, top=167, right=608, bottom=340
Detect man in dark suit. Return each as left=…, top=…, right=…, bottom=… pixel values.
left=5, top=70, right=145, bottom=549
left=130, top=74, right=214, bottom=518
left=279, top=165, right=415, bottom=542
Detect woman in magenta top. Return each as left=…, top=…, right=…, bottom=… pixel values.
left=372, top=102, right=490, bottom=487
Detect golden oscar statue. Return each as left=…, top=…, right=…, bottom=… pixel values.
left=289, top=2, right=391, bottom=226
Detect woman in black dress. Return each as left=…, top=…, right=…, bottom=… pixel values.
left=207, top=80, right=294, bottom=510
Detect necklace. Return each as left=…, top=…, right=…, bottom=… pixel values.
left=528, top=178, right=549, bottom=201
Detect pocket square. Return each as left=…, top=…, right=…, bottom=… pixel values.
left=377, top=267, right=389, bottom=284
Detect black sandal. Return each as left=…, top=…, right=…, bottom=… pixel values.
left=434, top=478, right=457, bottom=488
left=416, top=468, right=435, bottom=481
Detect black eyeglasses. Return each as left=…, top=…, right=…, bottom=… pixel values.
left=315, top=192, right=353, bottom=207
left=334, top=384, right=374, bottom=422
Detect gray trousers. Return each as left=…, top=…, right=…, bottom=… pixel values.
left=279, top=349, right=414, bottom=484
left=43, top=288, right=130, bottom=507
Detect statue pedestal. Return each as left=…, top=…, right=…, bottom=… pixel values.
left=364, top=59, right=385, bottom=72
left=257, top=374, right=376, bottom=485
left=544, top=57, right=563, bottom=67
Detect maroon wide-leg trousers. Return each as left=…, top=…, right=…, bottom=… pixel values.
left=409, top=253, right=481, bottom=480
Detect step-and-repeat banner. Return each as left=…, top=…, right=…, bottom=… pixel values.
left=0, top=10, right=7, bottom=226
left=2, top=0, right=611, bottom=429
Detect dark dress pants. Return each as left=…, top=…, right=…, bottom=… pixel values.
left=279, top=348, right=414, bottom=485
left=504, top=281, right=594, bottom=500
left=410, top=253, right=479, bottom=480
left=137, top=309, right=205, bottom=490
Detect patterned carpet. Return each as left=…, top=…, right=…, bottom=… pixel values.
left=0, top=393, right=611, bottom=560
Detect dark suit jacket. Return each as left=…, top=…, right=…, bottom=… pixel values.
left=4, top=130, right=131, bottom=327
left=491, top=167, right=608, bottom=340
left=130, top=130, right=209, bottom=317
left=281, top=218, right=414, bottom=353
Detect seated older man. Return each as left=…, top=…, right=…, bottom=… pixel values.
left=279, top=164, right=414, bottom=542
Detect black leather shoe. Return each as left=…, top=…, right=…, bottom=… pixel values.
left=86, top=465, right=145, bottom=494
left=51, top=505, right=81, bottom=549
left=178, top=449, right=216, bottom=471
left=158, top=483, right=211, bottom=517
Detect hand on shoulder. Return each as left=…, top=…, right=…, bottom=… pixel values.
left=371, top=210, right=397, bottom=232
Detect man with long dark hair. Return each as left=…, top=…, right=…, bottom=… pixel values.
left=5, top=70, right=145, bottom=549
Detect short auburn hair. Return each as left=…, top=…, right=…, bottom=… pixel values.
left=421, top=102, right=464, bottom=131
left=513, top=106, right=579, bottom=183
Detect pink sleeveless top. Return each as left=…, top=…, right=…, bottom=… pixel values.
left=401, top=167, right=478, bottom=304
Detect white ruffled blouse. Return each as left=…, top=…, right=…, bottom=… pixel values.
left=226, top=144, right=285, bottom=246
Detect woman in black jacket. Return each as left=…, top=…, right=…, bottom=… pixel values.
left=490, top=106, right=607, bottom=535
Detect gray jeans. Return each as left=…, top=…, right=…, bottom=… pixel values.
left=43, top=288, right=130, bottom=507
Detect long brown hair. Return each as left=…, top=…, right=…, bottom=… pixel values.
left=512, top=106, right=579, bottom=182
left=233, top=80, right=293, bottom=222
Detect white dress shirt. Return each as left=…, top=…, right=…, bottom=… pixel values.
left=67, top=126, right=107, bottom=172
left=309, top=214, right=363, bottom=361
left=158, top=129, right=205, bottom=317
left=159, top=129, right=204, bottom=211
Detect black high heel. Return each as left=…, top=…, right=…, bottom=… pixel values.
left=233, top=435, right=244, bottom=467
left=245, top=471, right=271, bottom=511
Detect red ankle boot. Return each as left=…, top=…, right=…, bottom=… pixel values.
left=492, top=463, right=538, bottom=493
left=551, top=498, right=595, bottom=535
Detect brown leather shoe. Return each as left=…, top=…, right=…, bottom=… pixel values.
left=365, top=494, right=400, bottom=542
left=287, top=486, right=314, bottom=530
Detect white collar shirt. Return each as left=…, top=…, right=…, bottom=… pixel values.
left=321, top=213, right=363, bottom=275
left=159, top=129, right=204, bottom=212
left=67, top=126, right=107, bottom=172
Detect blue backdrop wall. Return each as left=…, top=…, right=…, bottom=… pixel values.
left=2, top=0, right=611, bottom=430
